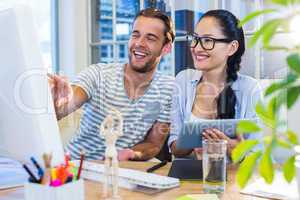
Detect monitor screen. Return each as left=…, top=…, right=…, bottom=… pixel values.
left=0, top=5, right=64, bottom=166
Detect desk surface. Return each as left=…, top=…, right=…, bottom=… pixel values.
left=0, top=161, right=268, bottom=200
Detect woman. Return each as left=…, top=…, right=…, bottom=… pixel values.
left=168, top=9, right=262, bottom=158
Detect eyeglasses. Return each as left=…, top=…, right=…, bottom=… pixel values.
left=186, top=33, right=233, bottom=50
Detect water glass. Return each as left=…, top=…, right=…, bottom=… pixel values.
left=202, top=139, right=227, bottom=193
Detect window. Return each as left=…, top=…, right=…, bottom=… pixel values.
left=2, top=0, right=58, bottom=72
left=90, top=0, right=139, bottom=65
left=90, top=0, right=286, bottom=79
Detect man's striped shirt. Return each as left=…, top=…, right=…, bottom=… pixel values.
left=65, top=63, right=174, bottom=160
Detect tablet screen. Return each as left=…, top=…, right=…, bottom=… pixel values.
left=176, top=118, right=259, bottom=149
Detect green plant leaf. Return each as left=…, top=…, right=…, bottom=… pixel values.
left=249, top=19, right=282, bottom=48
left=236, top=120, right=261, bottom=134
left=256, top=102, right=275, bottom=128
left=271, top=0, right=289, bottom=5
left=286, top=129, right=299, bottom=145
left=263, top=136, right=273, bottom=145
left=287, top=86, right=300, bottom=108
left=232, top=140, right=260, bottom=163
left=276, top=138, right=292, bottom=149
left=262, top=19, right=283, bottom=48
left=269, top=96, right=284, bottom=113
left=271, top=0, right=300, bottom=5
left=238, top=9, right=277, bottom=27
left=236, top=151, right=262, bottom=188
left=265, top=73, right=298, bottom=96
left=274, top=90, right=288, bottom=111
left=265, top=83, right=282, bottom=96
left=287, top=53, right=300, bottom=75
left=267, top=98, right=277, bottom=119
left=283, top=156, right=296, bottom=183
left=259, top=145, right=274, bottom=184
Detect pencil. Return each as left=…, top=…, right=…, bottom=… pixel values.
left=77, top=151, right=85, bottom=180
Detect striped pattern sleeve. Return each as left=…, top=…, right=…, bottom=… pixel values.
left=71, top=64, right=102, bottom=99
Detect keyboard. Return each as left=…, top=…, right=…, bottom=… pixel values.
left=74, top=161, right=180, bottom=190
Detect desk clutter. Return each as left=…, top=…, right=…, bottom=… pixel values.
left=23, top=153, right=85, bottom=200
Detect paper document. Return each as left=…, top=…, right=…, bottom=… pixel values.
left=0, top=157, right=28, bottom=190
left=241, top=171, right=299, bottom=200
left=176, top=194, right=219, bottom=200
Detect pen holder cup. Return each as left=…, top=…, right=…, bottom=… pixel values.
left=24, top=179, right=84, bottom=200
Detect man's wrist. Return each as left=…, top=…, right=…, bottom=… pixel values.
left=130, top=151, right=142, bottom=161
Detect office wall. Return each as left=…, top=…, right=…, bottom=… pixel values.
left=58, top=0, right=88, bottom=80
left=57, top=0, right=88, bottom=143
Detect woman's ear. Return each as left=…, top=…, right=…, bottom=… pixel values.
left=228, top=40, right=239, bottom=56
left=162, top=42, right=172, bottom=56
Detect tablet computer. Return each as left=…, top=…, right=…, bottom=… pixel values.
left=176, top=118, right=259, bottom=149
left=168, top=159, right=203, bottom=180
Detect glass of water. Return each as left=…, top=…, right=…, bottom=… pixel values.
left=202, top=139, right=227, bottom=193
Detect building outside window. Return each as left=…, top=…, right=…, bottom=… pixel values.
left=90, top=0, right=288, bottom=79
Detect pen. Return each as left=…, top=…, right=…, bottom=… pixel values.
left=77, top=151, right=85, bottom=180
left=146, top=160, right=168, bottom=173
left=30, top=157, right=44, bottom=178
left=23, top=164, right=39, bottom=183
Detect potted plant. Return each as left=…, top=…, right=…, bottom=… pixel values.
left=231, top=0, right=300, bottom=189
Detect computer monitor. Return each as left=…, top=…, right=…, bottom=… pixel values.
left=0, top=5, right=64, bottom=166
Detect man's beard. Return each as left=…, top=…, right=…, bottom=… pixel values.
left=128, top=55, right=159, bottom=73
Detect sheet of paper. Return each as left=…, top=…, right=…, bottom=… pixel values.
left=176, top=194, right=219, bottom=200
left=0, top=157, right=28, bottom=190
left=241, top=171, right=299, bottom=200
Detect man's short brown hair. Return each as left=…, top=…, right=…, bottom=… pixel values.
left=134, top=8, right=175, bottom=44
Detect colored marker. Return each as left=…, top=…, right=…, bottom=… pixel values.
left=23, top=164, right=39, bottom=183
left=30, top=157, right=44, bottom=178
left=51, top=168, right=57, bottom=180
left=50, top=179, right=62, bottom=187
left=65, top=153, right=71, bottom=167
left=65, top=174, right=73, bottom=184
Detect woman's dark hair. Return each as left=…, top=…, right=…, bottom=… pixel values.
left=200, top=9, right=245, bottom=119
left=134, top=8, right=175, bottom=44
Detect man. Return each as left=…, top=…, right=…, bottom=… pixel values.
left=49, top=8, right=175, bottom=161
